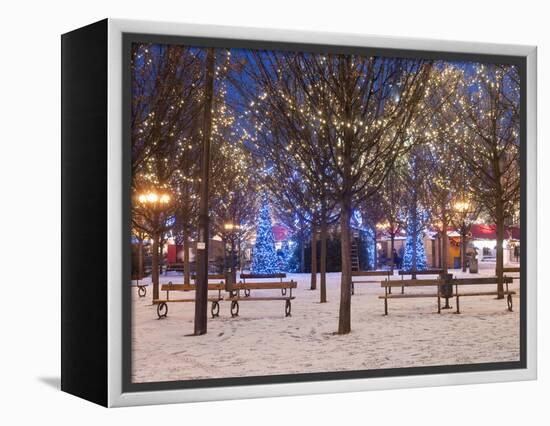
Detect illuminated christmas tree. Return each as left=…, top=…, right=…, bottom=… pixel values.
left=251, top=199, right=279, bottom=274
left=402, top=208, right=427, bottom=271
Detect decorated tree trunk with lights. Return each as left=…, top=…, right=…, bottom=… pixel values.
left=310, top=225, right=317, bottom=290
left=251, top=200, right=280, bottom=274
left=402, top=207, right=428, bottom=273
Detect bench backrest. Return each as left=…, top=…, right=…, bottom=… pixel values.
left=161, top=282, right=225, bottom=292
left=452, top=276, right=513, bottom=285
left=502, top=267, right=520, bottom=273
left=381, top=279, right=441, bottom=288
left=398, top=269, right=443, bottom=276
left=240, top=273, right=286, bottom=279
left=233, top=280, right=297, bottom=290
left=352, top=270, right=391, bottom=277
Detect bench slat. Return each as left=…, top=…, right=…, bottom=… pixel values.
left=240, top=273, right=287, bottom=279
left=233, top=282, right=297, bottom=290
left=229, top=296, right=295, bottom=301
left=153, top=297, right=222, bottom=304
left=378, top=294, right=440, bottom=299
left=352, top=271, right=391, bottom=277
left=453, top=277, right=513, bottom=285
left=382, top=279, right=441, bottom=287
left=398, top=269, right=443, bottom=276
left=456, top=291, right=516, bottom=297
left=161, top=283, right=225, bottom=291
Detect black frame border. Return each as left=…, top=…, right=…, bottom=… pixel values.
left=121, top=32, right=527, bottom=394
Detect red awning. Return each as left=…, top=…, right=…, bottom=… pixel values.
left=468, top=224, right=520, bottom=240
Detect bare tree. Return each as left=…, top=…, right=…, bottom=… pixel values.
left=236, top=51, right=432, bottom=333
left=448, top=63, right=520, bottom=297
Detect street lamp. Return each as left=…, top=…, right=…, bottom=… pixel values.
left=138, top=191, right=171, bottom=206
left=136, top=190, right=171, bottom=301
left=376, top=220, right=390, bottom=231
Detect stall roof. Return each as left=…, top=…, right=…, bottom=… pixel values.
left=467, top=224, right=520, bottom=240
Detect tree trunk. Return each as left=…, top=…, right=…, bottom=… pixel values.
left=390, top=233, right=395, bottom=272
left=138, top=239, right=143, bottom=279
left=300, top=235, right=305, bottom=273
left=310, top=225, right=317, bottom=290
left=338, top=199, right=352, bottom=334
left=441, top=220, right=448, bottom=271
left=237, top=236, right=242, bottom=273
left=158, top=238, right=164, bottom=276
left=338, top=57, right=353, bottom=334
left=495, top=205, right=505, bottom=299
left=411, top=200, right=418, bottom=279
left=320, top=215, right=328, bottom=303
left=151, top=235, right=159, bottom=301
left=461, top=225, right=468, bottom=272
left=183, top=226, right=191, bottom=285
left=372, top=225, right=377, bottom=269
left=437, top=233, right=442, bottom=269
left=194, top=47, right=215, bottom=336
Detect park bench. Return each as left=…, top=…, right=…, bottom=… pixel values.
left=379, top=279, right=444, bottom=315
left=239, top=273, right=288, bottom=297
left=228, top=279, right=297, bottom=318
left=351, top=270, right=393, bottom=295
left=152, top=280, right=225, bottom=319
left=397, top=269, right=445, bottom=294
left=452, top=276, right=515, bottom=314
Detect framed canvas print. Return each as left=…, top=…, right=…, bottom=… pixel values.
left=61, top=18, right=537, bottom=407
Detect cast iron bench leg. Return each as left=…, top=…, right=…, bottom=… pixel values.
left=157, top=302, right=168, bottom=319
left=211, top=301, right=220, bottom=318
left=230, top=300, right=239, bottom=317
left=285, top=299, right=291, bottom=317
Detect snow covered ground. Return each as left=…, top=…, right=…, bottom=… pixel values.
left=131, top=262, right=520, bottom=383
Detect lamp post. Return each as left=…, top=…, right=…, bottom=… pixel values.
left=453, top=200, right=472, bottom=273
left=223, top=222, right=240, bottom=289
left=137, top=191, right=171, bottom=301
